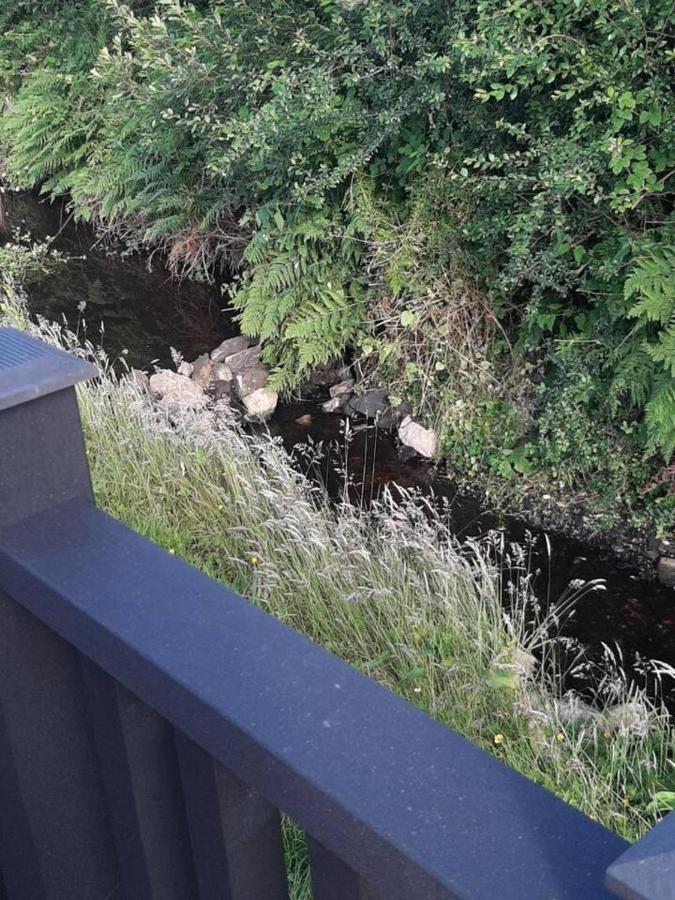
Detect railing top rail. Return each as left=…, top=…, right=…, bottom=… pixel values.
left=0, top=498, right=627, bottom=900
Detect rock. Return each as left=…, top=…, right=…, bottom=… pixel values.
left=329, top=378, right=355, bottom=399
left=127, top=369, right=150, bottom=393
left=657, top=556, right=675, bottom=587
left=210, top=335, right=251, bottom=363
left=149, top=370, right=207, bottom=411
left=177, top=361, right=193, bottom=377
left=212, top=363, right=233, bottom=383
left=376, top=411, right=398, bottom=429
left=347, top=389, right=388, bottom=419
left=191, top=353, right=213, bottom=388
left=346, top=389, right=397, bottom=427
left=225, top=345, right=261, bottom=374
left=321, top=396, right=348, bottom=413
left=295, top=414, right=313, bottom=426
left=398, top=416, right=438, bottom=459
left=242, top=387, right=278, bottom=420
left=235, top=365, right=269, bottom=398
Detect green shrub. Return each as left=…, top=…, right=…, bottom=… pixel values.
left=0, top=0, right=672, bottom=500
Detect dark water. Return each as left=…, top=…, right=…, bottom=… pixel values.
left=271, top=402, right=675, bottom=707
left=5, top=192, right=674, bottom=708
left=3, top=192, right=230, bottom=367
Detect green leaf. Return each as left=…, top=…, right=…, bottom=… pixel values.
left=646, top=792, right=675, bottom=814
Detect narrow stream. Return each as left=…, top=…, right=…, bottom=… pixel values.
left=4, top=191, right=674, bottom=709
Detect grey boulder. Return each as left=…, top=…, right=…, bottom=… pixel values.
left=243, top=387, right=278, bottom=420
left=398, top=416, right=438, bottom=459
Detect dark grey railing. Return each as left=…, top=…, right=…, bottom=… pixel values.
left=0, top=327, right=672, bottom=900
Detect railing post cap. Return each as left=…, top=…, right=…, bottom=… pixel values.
left=606, top=811, right=675, bottom=899
left=0, top=328, right=98, bottom=412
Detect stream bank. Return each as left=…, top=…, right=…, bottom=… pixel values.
left=3, top=190, right=674, bottom=710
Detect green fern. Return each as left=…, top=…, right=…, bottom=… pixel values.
left=622, top=245, right=675, bottom=458
left=234, top=209, right=368, bottom=390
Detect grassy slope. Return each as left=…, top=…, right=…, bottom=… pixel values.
left=76, top=372, right=672, bottom=844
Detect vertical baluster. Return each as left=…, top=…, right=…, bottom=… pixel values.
left=81, top=659, right=198, bottom=899
left=308, top=838, right=384, bottom=900
left=175, top=730, right=289, bottom=900
left=0, top=592, right=120, bottom=900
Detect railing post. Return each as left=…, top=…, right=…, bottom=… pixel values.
left=0, top=329, right=120, bottom=899
left=606, top=811, right=675, bottom=899
left=0, top=328, right=97, bottom=531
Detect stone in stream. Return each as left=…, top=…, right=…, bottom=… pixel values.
left=190, top=353, right=213, bottom=388
left=657, top=556, right=675, bottom=587
left=398, top=415, right=438, bottom=459
left=210, top=335, right=251, bottom=363
left=225, top=345, right=261, bottom=374
left=347, top=389, right=388, bottom=418
left=149, top=370, right=207, bottom=411
left=235, top=365, right=269, bottom=398
left=322, top=395, right=348, bottom=413
left=212, top=363, right=233, bottom=383
left=177, top=360, right=193, bottom=377
left=242, top=387, right=278, bottom=420
left=346, top=389, right=397, bottom=428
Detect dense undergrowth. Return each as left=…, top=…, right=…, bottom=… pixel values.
left=2, top=282, right=675, bottom=877
left=0, top=0, right=673, bottom=531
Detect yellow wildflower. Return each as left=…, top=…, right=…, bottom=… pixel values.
left=494, top=733, right=505, bottom=746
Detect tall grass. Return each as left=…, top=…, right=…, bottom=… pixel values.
left=2, top=291, right=674, bottom=882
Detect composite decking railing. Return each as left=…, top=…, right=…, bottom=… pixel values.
left=0, top=327, right=672, bottom=900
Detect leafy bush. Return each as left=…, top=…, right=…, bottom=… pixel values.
left=0, top=0, right=672, bottom=503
